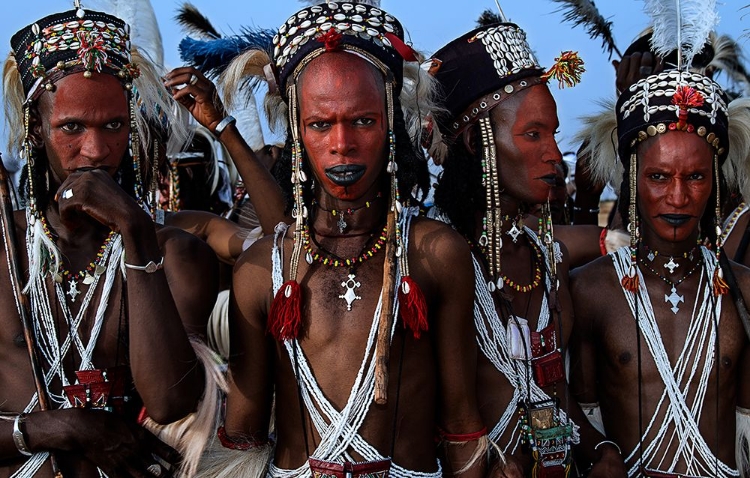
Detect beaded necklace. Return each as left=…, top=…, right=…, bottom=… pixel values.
left=499, top=239, right=543, bottom=293
left=312, top=192, right=382, bottom=234
left=642, top=243, right=699, bottom=275
left=638, top=255, right=703, bottom=314
left=39, top=214, right=116, bottom=302
left=301, top=222, right=388, bottom=311
left=721, top=201, right=748, bottom=243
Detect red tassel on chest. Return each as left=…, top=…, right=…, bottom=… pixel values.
left=399, top=276, right=428, bottom=339
left=268, top=280, right=303, bottom=341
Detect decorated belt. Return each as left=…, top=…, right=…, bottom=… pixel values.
left=308, top=458, right=391, bottom=478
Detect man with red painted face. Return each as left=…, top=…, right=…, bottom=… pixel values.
left=0, top=6, right=220, bottom=477
left=212, top=3, right=487, bottom=478
left=569, top=68, right=750, bottom=477
left=429, top=18, right=626, bottom=478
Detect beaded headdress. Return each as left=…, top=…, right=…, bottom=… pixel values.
left=614, top=0, right=730, bottom=294
left=429, top=17, right=583, bottom=293
left=216, top=2, right=434, bottom=368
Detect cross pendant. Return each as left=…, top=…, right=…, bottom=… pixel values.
left=664, top=257, right=679, bottom=274
left=67, top=280, right=80, bottom=302
left=664, top=285, right=684, bottom=314
left=337, top=214, right=348, bottom=234
left=507, top=224, right=522, bottom=243
left=339, top=274, right=361, bottom=311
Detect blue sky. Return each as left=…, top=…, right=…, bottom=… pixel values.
left=1, top=0, right=747, bottom=153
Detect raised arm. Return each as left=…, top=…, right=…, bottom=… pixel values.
left=167, top=209, right=253, bottom=264
left=164, top=67, right=290, bottom=234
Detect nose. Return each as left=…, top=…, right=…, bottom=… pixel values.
left=330, top=124, right=355, bottom=157
left=664, top=178, right=690, bottom=208
left=546, top=139, right=563, bottom=165
left=78, top=129, right=111, bottom=164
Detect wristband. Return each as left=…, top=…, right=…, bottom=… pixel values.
left=213, top=115, right=236, bottom=136
left=13, top=414, right=32, bottom=456
left=124, top=257, right=164, bottom=273
left=594, top=439, right=622, bottom=455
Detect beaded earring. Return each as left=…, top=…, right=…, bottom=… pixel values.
left=478, top=116, right=504, bottom=292
left=622, top=152, right=640, bottom=292
left=712, top=153, right=729, bottom=296
left=128, top=94, right=144, bottom=207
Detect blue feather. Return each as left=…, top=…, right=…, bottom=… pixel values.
left=179, top=27, right=275, bottom=78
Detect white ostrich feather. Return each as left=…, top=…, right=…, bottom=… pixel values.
left=644, top=0, right=718, bottom=70
left=86, top=0, right=165, bottom=69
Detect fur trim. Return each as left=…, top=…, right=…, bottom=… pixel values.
left=401, top=54, right=443, bottom=148
left=573, top=98, right=620, bottom=187
left=141, top=339, right=227, bottom=478
left=605, top=229, right=629, bottom=254
left=737, top=406, right=750, bottom=477
left=726, top=98, right=750, bottom=201
left=3, top=53, right=25, bottom=159
left=194, top=440, right=273, bottom=478
left=207, top=290, right=231, bottom=360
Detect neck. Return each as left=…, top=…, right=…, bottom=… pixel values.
left=311, top=189, right=386, bottom=236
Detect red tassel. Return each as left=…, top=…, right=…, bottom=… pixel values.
left=268, top=280, right=303, bottom=341
left=399, top=276, right=428, bottom=339
left=621, top=267, right=640, bottom=293
left=713, top=268, right=729, bottom=296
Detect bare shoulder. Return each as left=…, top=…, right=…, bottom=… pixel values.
left=570, top=253, right=620, bottom=310
left=728, top=258, right=750, bottom=296
left=409, top=216, right=472, bottom=263
left=156, top=224, right=215, bottom=262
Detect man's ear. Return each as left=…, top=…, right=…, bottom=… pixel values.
left=461, top=124, right=479, bottom=157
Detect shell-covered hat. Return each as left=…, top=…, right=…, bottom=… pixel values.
left=10, top=8, right=138, bottom=101
left=270, top=1, right=413, bottom=96
left=616, top=69, right=730, bottom=163
left=428, top=23, right=544, bottom=139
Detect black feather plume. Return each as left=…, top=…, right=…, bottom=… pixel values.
left=476, top=9, right=504, bottom=28
left=175, top=2, right=221, bottom=40
left=551, top=0, right=622, bottom=59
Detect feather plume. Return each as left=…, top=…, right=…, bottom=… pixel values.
left=573, top=98, right=621, bottom=187
left=176, top=3, right=221, bottom=40
left=645, top=0, right=718, bottom=70
left=87, top=0, right=164, bottom=68
left=3, top=53, right=24, bottom=160
left=298, top=0, right=380, bottom=5
left=707, top=32, right=750, bottom=97
left=179, top=28, right=275, bottom=79
left=551, top=0, right=621, bottom=59
left=476, top=9, right=504, bottom=28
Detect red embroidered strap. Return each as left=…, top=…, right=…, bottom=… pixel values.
left=384, top=32, right=417, bottom=62
left=439, top=426, right=488, bottom=442
left=217, top=425, right=267, bottom=450
left=599, top=228, right=608, bottom=256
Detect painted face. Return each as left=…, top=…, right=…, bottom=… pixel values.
left=636, top=130, right=714, bottom=244
left=297, top=52, right=388, bottom=202
left=35, top=72, right=129, bottom=188
left=490, top=85, right=562, bottom=205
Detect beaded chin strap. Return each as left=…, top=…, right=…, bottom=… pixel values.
left=477, top=116, right=504, bottom=293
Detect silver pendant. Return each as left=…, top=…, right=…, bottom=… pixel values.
left=664, top=257, right=679, bottom=274
left=337, top=214, right=348, bottom=234
left=507, top=223, right=522, bottom=243
left=67, top=280, right=80, bottom=302
left=339, top=273, right=361, bottom=311
left=647, top=251, right=655, bottom=261
left=664, top=285, right=684, bottom=314
left=82, top=273, right=95, bottom=285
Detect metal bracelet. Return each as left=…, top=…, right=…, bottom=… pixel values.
left=13, top=414, right=32, bottom=456
left=124, top=256, right=164, bottom=274
left=213, top=115, right=236, bottom=136
left=594, top=439, right=622, bottom=455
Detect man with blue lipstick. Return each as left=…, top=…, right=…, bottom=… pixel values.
left=569, top=66, right=750, bottom=476
left=214, top=2, right=489, bottom=477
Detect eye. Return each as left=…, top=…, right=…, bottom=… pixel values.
left=648, top=172, right=667, bottom=181
left=105, top=121, right=124, bottom=131
left=525, top=131, right=540, bottom=139
left=308, top=121, right=331, bottom=131
left=353, top=117, right=375, bottom=126
left=60, top=122, right=82, bottom=133
left=687, top=172, right=705, bottom=180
